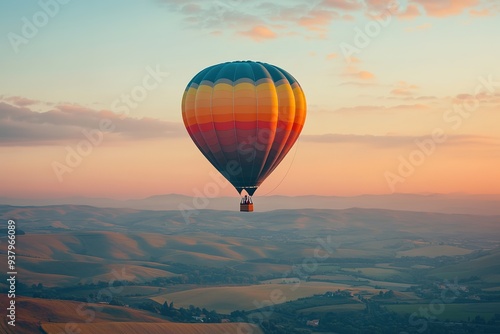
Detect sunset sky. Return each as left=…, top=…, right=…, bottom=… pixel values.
left=1, top=0, right=499, bottom=200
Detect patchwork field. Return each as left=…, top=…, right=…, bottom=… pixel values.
left=151, top=282, right=380, bottom=313
left=1, top=205, right=499, bottom=333
left=396, top=245, right=474, bottom=258
left=341, top=267, right=409, bottom=280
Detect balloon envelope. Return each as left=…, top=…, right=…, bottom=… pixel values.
left=182, top=61, right=306, bottom=196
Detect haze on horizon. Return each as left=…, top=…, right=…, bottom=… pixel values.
left=1, top=0, right=499, bottom=200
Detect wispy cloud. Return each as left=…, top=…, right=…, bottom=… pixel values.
left=326, top=52, right=339, bottom=60
left=156, top=0, right=497, bottom=41
left=155, top=0, right=362, bottom=40
left=410, top=0, right=479, bottom=18
left=340, top=56, right=376, bottom=83
left=238, top=25, right=277, bottom=41
left=469, top=3, right=500, bottom=17
left=453, top=91, right=500, bottom=104
left=302, top=133, right=500, bottom=148
left=0, top=99, right=184, bottom=146
left=398, top=4, right=422, bottom=19
left=338, top=81, right=383, bottom=87
left=298, top=9, right=338, bottom=32
left=404, top=22, right=432, bottom=32
left=390, top=81, right=420, bottom=96
left=332, top=103, right=430, bottom=113
left=2, top=96, right=42, bottom=107
left=322, top=0, right=363, bottom=11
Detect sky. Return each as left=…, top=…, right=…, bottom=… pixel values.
left=0, top=0, right=499, bottom=200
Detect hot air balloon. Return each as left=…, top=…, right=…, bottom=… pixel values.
left=182, top=61, right=306, bottom=212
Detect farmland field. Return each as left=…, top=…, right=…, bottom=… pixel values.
left=341, top=267, right=408, bottom=280
left=396, top=245, right=474, bottom=258
left=151, top=282, right=366, bottom=313
left=1, top=204, right=499, bottom=333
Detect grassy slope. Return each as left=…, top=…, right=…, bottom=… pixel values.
left=0, top=296, right=169, bottom=334
left=429, top=249, right=500, bottom=282
left=42, top=322, right=263, bottom=334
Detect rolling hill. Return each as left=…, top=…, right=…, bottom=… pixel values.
left=0, top=296, right=169, bottom=334
left=1, top=204, right=499, bottom=333
left=41, top=322, right=263, bottom=334
left=1, top=205, right=499, bottom=287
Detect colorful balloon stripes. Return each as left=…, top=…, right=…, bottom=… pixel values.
left=182, top=61, right=306, bottom=196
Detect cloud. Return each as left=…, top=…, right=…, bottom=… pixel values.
left=159, top=0, right=498, bottom=42
left=367, top=0, right=495, bottom=19
left=0, top=100, right=184, bottom=146
left=453, top=91, right=500, bottom=104
left=326, top=52, right=339, bottom=60
left=238, top=25, right=277, bottom=41
left=469, top=5, right=499, bottom=17
left=180, top=3, right=202, bottom=14
left=357, top=70, right=375, bottom=80
left=156, top=0, right=372, bottom=40
left=3, top=96, right=41, bottom=107
left=388, top=95, right=438, bottom=101
left=410, top=0, right=479, bottom=17
left=398, top=4, right=422, bottom=19
left=299, top=10, right=338, bottom=32
left=365, top=0, right=393, bottom=11
left=415, top=95, right=438, bottom=100
left=404, top=22, right=432, bottom=32
left=321, top=0, right=363, bottom=11
left=342, top=68, right=376, bottom=80
left=332, top=103, right=429, bottom=113
left=348, top=56, right=361, bottom=63
left=339, top=81, right=383, bottom=87
left=390, top=81, right=420, bottom=96
left=341, top=57, right=376, bottom=81
left=302, top=133, right=500, bottom=148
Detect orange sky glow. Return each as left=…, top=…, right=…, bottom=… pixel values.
left=1, top=0, right=499, bottom=199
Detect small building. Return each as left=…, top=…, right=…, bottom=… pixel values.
left=306, top=319, right=320, bottom=327
left=192, top=315, right=206, bottom=322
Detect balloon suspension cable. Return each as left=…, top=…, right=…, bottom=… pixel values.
left=260, top=138, right=301, bottom=196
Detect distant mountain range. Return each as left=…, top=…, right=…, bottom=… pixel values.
left=1, top=193, right=499, bottom=215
